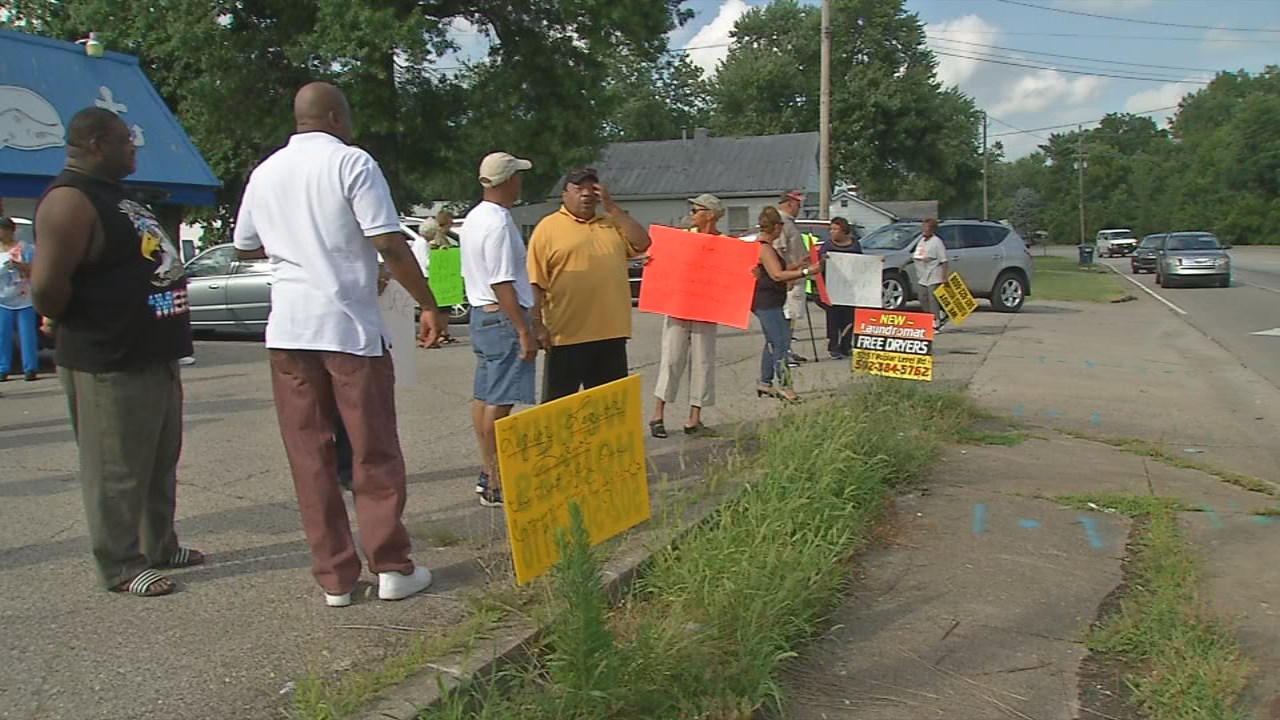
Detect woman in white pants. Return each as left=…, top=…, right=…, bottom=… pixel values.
left=650, top=194, right=725, bottom=438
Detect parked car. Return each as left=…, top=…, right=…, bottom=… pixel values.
left=1154, top=232, right=1231, bottom=288
left=859, top=219, right=1034, bottom=313
left=185, top=221, right=470, bottom=334
left=1095, top=228, right=1138, bottom=257
left=1130, top=234, right=1162, bottom=274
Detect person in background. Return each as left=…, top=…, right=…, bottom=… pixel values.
left=0, top=216, right=39, bottom=382
left=775, top=190, right=809, bottom=366
left=424, top=211, right=459, bottom=250
left=818, top=216, right=862, bottom=359
left=527, top=168, right=651, bottom=402
left=913, top=217, right=948, bottom=330
left=33, top=107, right=201, bottom=597
left=649, top=193, right=724, bottom=438
left=461, top=152, right=538, bottom=508
left=233, top=82, right=447, bottom=608
left=752, top=207, right=819, bottom=403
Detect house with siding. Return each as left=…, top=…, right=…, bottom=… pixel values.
left=514, top=129, right=820, bottom=235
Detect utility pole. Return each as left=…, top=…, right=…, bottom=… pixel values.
left=1077, top=125, right=1087, bottom=246
left=818, top=0, right=832, bottom=220
left=981, top=111, right=989, bottom=219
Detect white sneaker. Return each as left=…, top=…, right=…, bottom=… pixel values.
left=178, top=356, right=196, bottom=366
left=378, top=566, right=432, bottom=601
left=325, top=592, right=352, bottom=608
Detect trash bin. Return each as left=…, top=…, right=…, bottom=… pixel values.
left=1077, top=244, right=1095, bottom=265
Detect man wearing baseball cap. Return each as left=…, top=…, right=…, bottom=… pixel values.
left=527, top=167, right=651, bottom=401
left=460, top=151, right=536, bottom=507
left=649, top=193, right=724, bottom=438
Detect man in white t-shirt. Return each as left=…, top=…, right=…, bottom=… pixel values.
left=460, top=152, right=539, bottom=508
left=233, top=82, right=448, bottom=608
left=912, top=217, right=948, bottom=330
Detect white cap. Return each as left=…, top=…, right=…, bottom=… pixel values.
left=479, top=152, right=533, bottom=188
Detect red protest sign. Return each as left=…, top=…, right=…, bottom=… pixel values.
left=638, top=225, right=761, bottom=329
left=810, top=244, right=831, bottom=306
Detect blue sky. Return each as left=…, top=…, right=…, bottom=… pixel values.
left=668, top=0, right=1280, bottom=157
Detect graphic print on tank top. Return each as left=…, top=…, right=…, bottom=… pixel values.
left=117, top=199, right=189, bottom=319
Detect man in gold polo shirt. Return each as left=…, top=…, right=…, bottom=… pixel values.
left=527, top=167, right=651, bottom=401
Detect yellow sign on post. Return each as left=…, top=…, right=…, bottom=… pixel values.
left=494, top=374, right=650, bottom=584
left=933, top=272, right=979, bottom=324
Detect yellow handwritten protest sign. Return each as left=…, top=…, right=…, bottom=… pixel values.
left=933, top=272, right=979, bottom=324
left=495, top=374, right=650, bottom=584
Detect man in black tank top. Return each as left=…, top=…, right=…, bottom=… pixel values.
left=31, top=108, right=201, bottom=597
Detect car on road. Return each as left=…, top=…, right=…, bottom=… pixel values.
left=1096, top=228, right=1138, bottom=257
left=1130, top=234, right=1163, bottom=274
left=185, top=221, right=471, bottom=334
left=859, top=219, right=1034, bottom=313
left=1154, top=231, right=1231, bottom=288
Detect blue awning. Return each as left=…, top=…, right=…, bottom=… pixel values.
left=0, top=29, right=221, bottom=205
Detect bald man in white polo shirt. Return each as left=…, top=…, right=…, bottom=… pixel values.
left=233, top=82, right=447, bottom=608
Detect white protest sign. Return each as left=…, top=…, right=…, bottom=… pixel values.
left=825, top=253, right=883, bottom=307
left=378, top=283, right=417, bottom=387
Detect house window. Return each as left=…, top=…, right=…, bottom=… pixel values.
left=728, top=206, right=749, bottom=232
left=840, top=200, right=849, bottom=208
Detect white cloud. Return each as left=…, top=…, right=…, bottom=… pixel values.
left=680, top=0, right=751, bottom=77
left=991, top=71, right=1106, bottom=115
left=1123, top=82, right=1197, bottom=123
left=926, top=14, right=1001, bottom=88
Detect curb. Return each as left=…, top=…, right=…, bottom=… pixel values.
left=360, top=473, right=751, bottom=720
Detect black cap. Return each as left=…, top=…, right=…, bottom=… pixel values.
left=564, top=167, right=599, bottom=187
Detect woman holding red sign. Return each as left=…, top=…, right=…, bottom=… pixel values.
left=650, top=194, right=725, bottom=438
left=753, top=207, right=821, bottom=403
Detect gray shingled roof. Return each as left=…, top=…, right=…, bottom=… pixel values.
left=874, top=200, right=939, bottom=221
left=547, top=131, right=820, bottom=200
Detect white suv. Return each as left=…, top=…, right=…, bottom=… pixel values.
left=1096, top=228, right=1138, bottom=257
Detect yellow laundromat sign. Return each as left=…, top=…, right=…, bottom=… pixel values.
left=495, top=374, right=650, bottom=584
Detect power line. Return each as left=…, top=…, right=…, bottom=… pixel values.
left=933, top=49, right=1212, bottom=84
left=986, top=113, right=1051, bottom=142
left=987, top=105, right=1180, bottom=138
left=992, top=0, right=1280, bottom=33
left=930, top=44, right=1214, bottom=82
left=926, top=30, right=1279, bottom=43
left=927, top=37, right=1227, bottom=74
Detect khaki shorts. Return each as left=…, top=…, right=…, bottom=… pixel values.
left=782, top=284, right=806, bottom=321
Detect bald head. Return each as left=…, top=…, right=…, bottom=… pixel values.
left=293, top=82, right=353, bottom=143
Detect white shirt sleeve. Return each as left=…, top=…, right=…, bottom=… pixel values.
left=482, top=222, right=520, bottom=287
left=343, top=149, right=401, bottom=237
left=232, top=185, right=262, bottom=251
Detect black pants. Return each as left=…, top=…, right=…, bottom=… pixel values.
left=543, top=338, right=628, bottom=403
left=824, top=304, right=854, bottom=355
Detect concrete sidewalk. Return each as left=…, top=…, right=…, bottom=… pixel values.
left=784, top=433, right=1275, bottom=720
left=784, top=290, right=1280, bottom=719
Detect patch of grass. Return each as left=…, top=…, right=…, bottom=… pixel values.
left=1253, top=507, right=1280, bottom=517
left=1083, top=501, right=1249, bottom=720
left=1054, top=493, right=1191, bottom=516
left=1062, top=430, right=1278, bottom=497
left=1032, top=256, right=1130, bottom=302
left=956, top=427, right=1030, bottom=446
left=421, top=380, right=978, bottom=720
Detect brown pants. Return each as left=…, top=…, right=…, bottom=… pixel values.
left=269, top=349, right=413, bottom=594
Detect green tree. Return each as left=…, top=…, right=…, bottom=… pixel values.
left=1010, top=187, right=1043, bottom=238
left=3, top=0, right=690, bottom=225
left=707, top=0, right=982, bottom=213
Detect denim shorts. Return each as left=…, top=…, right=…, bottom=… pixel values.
left=471, top=309, right=536, bottom=406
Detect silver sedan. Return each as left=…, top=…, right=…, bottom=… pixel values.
left=1154, top=232, right=1231, bottom=288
